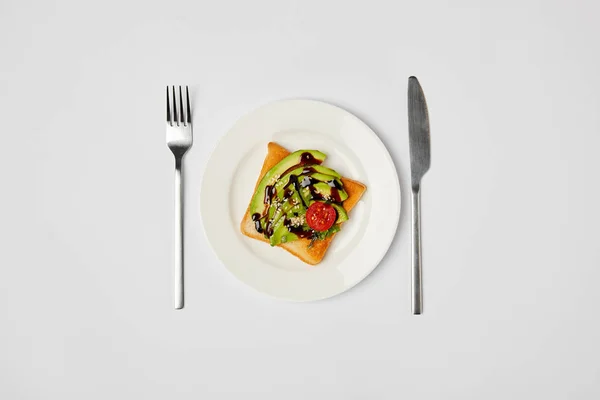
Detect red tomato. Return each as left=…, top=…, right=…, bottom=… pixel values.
left=306, top=202, right=337, bottom=232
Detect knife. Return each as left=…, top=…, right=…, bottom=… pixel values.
left=408, top=76, right=431, bottom=315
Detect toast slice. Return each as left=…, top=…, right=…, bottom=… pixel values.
left=240, top=142, right=367, bottom=265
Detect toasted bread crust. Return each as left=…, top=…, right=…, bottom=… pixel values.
left=240, top=142, right=366, bottom=265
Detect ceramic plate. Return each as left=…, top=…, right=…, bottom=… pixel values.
left=201, top=100, right=400, bottom=301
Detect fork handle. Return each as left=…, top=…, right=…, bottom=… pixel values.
left=411, top=187, right=423, bottom=315
left=174, top=157, right=184, bottom=309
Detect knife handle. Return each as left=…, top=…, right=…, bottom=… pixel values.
left=411, top=188, right=423, bottom=315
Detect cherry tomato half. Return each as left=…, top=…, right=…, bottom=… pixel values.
left=306, top=202, right=337, bottom=232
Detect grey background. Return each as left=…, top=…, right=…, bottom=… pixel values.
left=1, top=0, right=599, bottom=399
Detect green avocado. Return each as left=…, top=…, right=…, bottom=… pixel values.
left=250, top=149, right=327, bottom=222
left=269, top=218, right=301, bottom=246
left=268, top=215, right=286, bottom=246
left=310, top=173, right=343, bottom=189
left=274, top=173, right=342, bottom=204
left=308, top=165, right=341, bottom=178
left=312, top=182, right=349, bottom=202
left=269, top=200, right=308, bottom=246
left=331, top=203, right=348, bottom=223
left=269, top=191, right=304, bottom=232
left=271, top=229, right=299, bottom=246
left=273, top=165, right=340, bottom=194
left=299, top=187, right=313, bottom=207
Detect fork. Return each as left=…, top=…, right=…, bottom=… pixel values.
left=166, top=86, right=192, bottom=309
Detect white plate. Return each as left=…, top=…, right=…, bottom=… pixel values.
left=200, top=100, right=400, bottom=301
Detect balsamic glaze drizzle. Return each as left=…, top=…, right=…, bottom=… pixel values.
left=254, top=155, right=344, bottom=237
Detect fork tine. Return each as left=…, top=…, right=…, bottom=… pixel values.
left=179, top=86, right=184, bottom=125
left=172, top=86, right=178, bottom=125
left=186, top=86, right=191, bottom=124
left=166, top=86, right=171, bottom=124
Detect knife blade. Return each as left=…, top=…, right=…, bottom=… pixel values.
left=408, top=76, right=431, bottom=315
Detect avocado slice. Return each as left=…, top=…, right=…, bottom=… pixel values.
left=331, top=203, right=348, bottom=223
left=311, top=182, right=348, bottom=202
left=275, top=173, right=342, bottom=205
left=268, top=215, right=286, bottom=246
left=271, top=228, right=299, bottom=246
left=269, top=218, right=301, bottom=246
left=310, top=173, right=343, bottom=189
left=269, top=191, right=304, bottom=233
left=250, top=150, right=327, bottom=227
left=273, top=166, right=339, bottom=194
left=310, top=165, right=341, bottom=179
left=277, top=164, right=342, bottom=187
left=299, top=187, right=312, bottom=207
left=270, top=204, right=309, bottom=246
left=274, top=164, right=341, bottom=189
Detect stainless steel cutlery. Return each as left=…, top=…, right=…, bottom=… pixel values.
left=166, top=86, right=193, bottom=309
left=408, top=77, right=431, bottom=315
